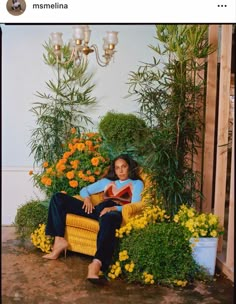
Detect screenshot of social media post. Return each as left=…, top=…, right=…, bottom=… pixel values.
left=1, top=0, right=235, bottom=302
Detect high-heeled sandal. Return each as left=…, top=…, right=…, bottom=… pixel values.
left=87, top=277, right=108, bottom=285
left=43, top=242, right=68, bottom=260
left=87, top=259, right=105, bottom=283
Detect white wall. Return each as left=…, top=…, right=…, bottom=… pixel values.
left=1, top=24, right=157, bottom=224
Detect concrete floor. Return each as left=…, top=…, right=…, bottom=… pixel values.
left=2, top=226, right=234, bottom=304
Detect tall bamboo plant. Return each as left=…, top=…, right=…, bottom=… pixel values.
left=29, top=42, right=96, bottom=166
left=128, top=25, right=215, bottom=215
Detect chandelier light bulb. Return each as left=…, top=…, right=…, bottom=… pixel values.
left=50, top=32, right=63, bottom=47
left=106, top=31, right=119, bottom=45
left=72, top=26, right=85, bottom=40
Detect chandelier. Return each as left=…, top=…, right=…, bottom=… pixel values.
left=50, top=25, right=119, bottom=67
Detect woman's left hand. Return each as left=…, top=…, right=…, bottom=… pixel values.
left=99, top=206, right=117, bottom=217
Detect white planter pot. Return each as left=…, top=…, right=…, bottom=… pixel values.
left=190, top=237, right=218, bottom=276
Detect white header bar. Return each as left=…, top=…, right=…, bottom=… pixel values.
left=0, top=0, right=236, bottom=23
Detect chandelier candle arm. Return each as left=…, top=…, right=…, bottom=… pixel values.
left=50, top=26, right=118, bottom=67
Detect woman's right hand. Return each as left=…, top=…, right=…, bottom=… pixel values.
left=82, top=197, right=94, bottom=214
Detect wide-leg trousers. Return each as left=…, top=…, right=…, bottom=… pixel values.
left=45, top=192, right=122, bottom=271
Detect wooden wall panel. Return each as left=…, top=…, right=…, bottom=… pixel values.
left=214, top=25, right=232, bottom=251
left=202, top=25, right=219, bottom=213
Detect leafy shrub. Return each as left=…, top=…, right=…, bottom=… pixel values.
left=110, top=221, right=199, bottom=287
left=98, top=111, right=148, bottom=160
left=14, top=200, right=49, bottom=241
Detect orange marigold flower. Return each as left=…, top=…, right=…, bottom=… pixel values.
left=72, top=138, right=79, bottom=143
left=45, top=178, right=52, bottom=186
left=28, top=170, right=33, bottom=175
left=85, top=140, right=93, bottom=147
left=86, top=170, right=91, bottom=175
left=71, top=127, right=76, bottom=134
left=94, top=169, right=101, bottom=175
left=58, top=158, right=67, bottom=164
left=41, top=176, right=52, bottom=186
left=78, top=171, right=84, bottom=179
left=43, top=162, right=49, bottom=168
left=63, top=151, right=72, bottom=159
left=88, top=176, right=95, bottom=183
left=68, top=143, right=74, bottom=150
left=69, top=180, right=78, bottom=188
left=66, top=171, right=75, bottom=180
left=70, top=160, right=79, bottom=169
left=86, top=132, right=96, bottom=138
left=77, top=143, right=85, bottom=151
left=56, top=163, right=66, bottom=172
left=46, top=168, right=53, bottom=174
left=91, top=157, right=99, bottom=166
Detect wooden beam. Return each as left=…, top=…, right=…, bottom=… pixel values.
left=214, top=25, right=232, bottom=251
left=202, top=25, right=219, bottom=213
left=226, top=120, right=234, bottom=268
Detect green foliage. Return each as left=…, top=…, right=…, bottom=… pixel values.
left=127, top=25, right=215, bottom=215
left=98, top=111, right=148, bottom=161
left=29, top=42, right=97, bottom=167
left=13, top=200, right=49, bottom=241
left=117, top=222, right=199, bottom=286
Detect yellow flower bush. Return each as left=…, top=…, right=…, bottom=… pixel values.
left=116, top=204, right=170, bottom=238
left=30, top=130, right=110, bottom=198
left=31, top=223, right=54, bottom=253
left=108, top=205, right=171, bottom=285
left=173, top=204, right=224, bottom=239
left=108, top=203, right=219, bottom=287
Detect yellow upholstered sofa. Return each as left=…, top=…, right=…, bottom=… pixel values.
left=64, top=173, right=149, bottom=256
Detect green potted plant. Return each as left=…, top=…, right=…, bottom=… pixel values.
left=173, top=204, right=224, bottom=275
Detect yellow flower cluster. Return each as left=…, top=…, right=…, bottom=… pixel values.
left=142, top=272, right=155, bottom=284
left=174, top=204, right=224, bottom=238
left=173, top=279, right=188, bottom=287
left=108, top=250, right=135, bottom=279
left=119, top=250, right=129, bottom=261
left=108, top=261, right=122, bottom=279
left=124, top=261, right=135, bottom=273
left=116, top=205, right=170, bottom=238
left=30, top=224, right=54, bottom=253
left=30, top=130, right=110, bottom=197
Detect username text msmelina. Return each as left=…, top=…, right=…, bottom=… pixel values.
left=32, top=2, right=68, bottom=9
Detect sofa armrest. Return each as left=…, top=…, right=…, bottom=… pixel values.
left=121, top=202, right=145, bottom=225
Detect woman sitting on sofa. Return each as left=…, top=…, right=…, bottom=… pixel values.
left=43, top=154, right=144, bottom=283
